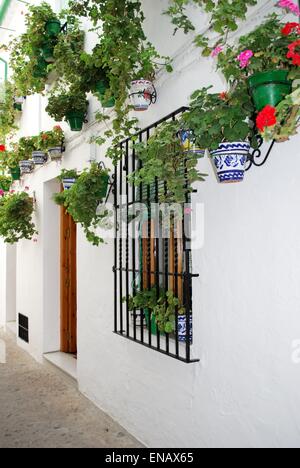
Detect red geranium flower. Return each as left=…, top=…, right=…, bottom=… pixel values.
left=256, top=105, right=277, bottom=132
left=0, top=145, right=6, bottom=152
left=287, top=39, right=300, bottom=65
left=54, top=125, right=62, bottom=131
left=281, top=22, right=300, bottom=35
left=219, top=92, right=228, bottom=100
left=41, top=134, right=48, bottom=140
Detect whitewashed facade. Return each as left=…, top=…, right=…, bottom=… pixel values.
left=1, top=0, right=300, bottom=448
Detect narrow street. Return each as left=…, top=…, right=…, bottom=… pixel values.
left=0, top=330, right=142, bottom=448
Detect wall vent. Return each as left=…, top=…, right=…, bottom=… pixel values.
left=18, top=314, right=29, bottom=343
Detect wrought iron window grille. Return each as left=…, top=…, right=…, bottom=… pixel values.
left=113, top=107, right=200, bottom=364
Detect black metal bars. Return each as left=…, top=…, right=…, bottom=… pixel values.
left=113, top=107, right=199, bottom=363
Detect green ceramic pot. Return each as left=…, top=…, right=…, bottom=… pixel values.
left=66, top=112, right=85, bottom=132
left=45, top=19, right=61, bottom=37
left=41, top=44, right=55, bottom=63
left=248, top=70, right=292, bottom=111
left=95, top=80, right=115, bottom=108
left=10, top=166, right=21, bottom=181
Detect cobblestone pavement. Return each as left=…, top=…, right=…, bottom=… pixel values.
left=0, top=330, right=142, bottom=448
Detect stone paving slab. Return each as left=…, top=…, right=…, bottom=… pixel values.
left=0, top=330, right=143, bottom=448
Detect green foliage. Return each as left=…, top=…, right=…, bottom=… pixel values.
left=165, top=0, right=258, bottom=54
left=0, top=148, right=22, bottom=170
left=69, top=0, right=172, bottom=163
left=46, top=87, right=88, bottom=122
left=0, top=192, right=37, bottom=244
left=0, top=175, right=12, bottom=192
left=56, top=168, right=78, bottom=182
left=0, top=81, right=18, bottom=143
left=17, top=136, right=38, bottom=161
left=217, top=14, right=300, bottom=83
left=53, top=163, right=110, bottom=246
left=128, top=121, right=206, bottom=203
left=127, top=288, right=185, bottom=334
left=183, top=85, right=256, bottom=150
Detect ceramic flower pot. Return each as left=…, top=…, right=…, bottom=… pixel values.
left=19, top=160, right=34, bottom=174
left=62, top=178, right=77, bottom=190
left=66, top=112, right=85, bottom=132
left=130, top=80, right=154, bottom=111
left=10, top=166, right=21, bottom=181
left=95, top=80, right=115, bottom=108
left=248, top=70, right=292, bottom=111
left=179, top=130, right=205, bottom=156
left=210, top=141, right=250, bottom=183
left=48, top=146, right=63, bottom=161
left=177, top=314, right=193, bottom=343
left=32, top=151, right=47, bottom=166
left=41, top=44, right=55, bottom=63
left=45, top=19, right=61, bottom=37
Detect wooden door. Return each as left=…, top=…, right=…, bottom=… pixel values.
left=60, top=206, right=77, bottom=354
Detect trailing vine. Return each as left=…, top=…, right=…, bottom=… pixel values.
left=164, top=0, right=258, bottom=55
left=69, top=0, right=172, bottom=163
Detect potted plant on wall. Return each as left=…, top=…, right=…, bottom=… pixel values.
left=217, top=14, right=300, bottom=111
left=40, top=126, right=65, bottom=161
left=57, top=168, right=79, bottom=190
left=46, top=86, right=88, bottom=131
left=53, top=162, right=110, bottom=245
left=130, top=78, right=156, bottom=112
left=183, top=85, right=256, bottom=183
left=0, top=146, right=21, bottom=181
left=17, top=137, right=36, bottom=174
left=0, top=192, right=37, bottom=244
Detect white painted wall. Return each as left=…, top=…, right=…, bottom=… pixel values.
left=2, top=0, right=300, bottom=448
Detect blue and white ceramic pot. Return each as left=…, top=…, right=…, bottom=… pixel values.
left=210, top=141, right=250, bottom=183
left=178, top=314, right=193, bottom=343
left=62, top=178, right=76, bottom=190
left=32, top=151, right=47, bottom=166
left=48, top=146, right=63, bottom=161
left=19, top=160, right=34, bottom=174
left=130, top=79, right=154, bottom=111
left=179, top=130, right=205, bottom=156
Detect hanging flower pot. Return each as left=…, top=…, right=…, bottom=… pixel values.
left=32, top=151, right=48, bottom=166
left=96, top=173, right=110, bottom=200
left=45, top=19, right=61, bottom=37
left=130, top=79, right=155, bottom=111
left=179, top=130, right=205, bottom=156
left=19, top=160, right=34, bottom=175
left=48, top=146, right=63, bottom=161
left=178, top=314, right=193, bottom=343
left=66, top=112, right=85, bottom=132
left=248, top=70, right=292, bottom=111
left=95, top=80, right=115, bottom=108
left=210, top=141, right=250, bottom=184
left=62, top=178, right=77, bottom=190
left=33, top=57, right=48, bottom=78
left=13, top=96, right=25, bottom=112
left=10, top=166, right=21, bottom=181
left=41, top=44, right=55, bottom=63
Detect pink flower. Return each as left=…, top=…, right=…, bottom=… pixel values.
left=184, top=207, right=192, bottom=215
left=278, top=0, right=300, bottom=16
left=24, top=186, right=30, bottom=191
left=0, top=190, right=4, bottom=197
left=237, top=50, right=253, bottom=68
left=9, top=190, right=15, bottom=194
left=211, top=46, right=223, bottom=58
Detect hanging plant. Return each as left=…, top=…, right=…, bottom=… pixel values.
left=0, top=192, right=37, bottom=244
left=0, top=81, right=18, bottom=143
left=53, top=163, right=111, bottom=246
left=0, top=175, right=12, bottom=193
left=69, top=0, right=172, bottom=164
left=128, top=120, right=206, bottom=203
left=183, top=85, right=256, bottom=183
left=46, top=86, right=88, bottom=131
left=164, top=0, right=258, bottom=55
left=217, top=15, right=300, bottom=112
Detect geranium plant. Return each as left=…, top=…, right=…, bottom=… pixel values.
left=0, top=192, right=37, bottom=244
left=183, top=85, right=256, bottom=150
left=128, top=120, right=206, bottom=203
left=0, top=82, right=18, bottom=142
left=46, top=86, right=88, bottom=123
left=53, top=163, right=110, bottom=246
left=37, top=126, right=64, bottom=151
